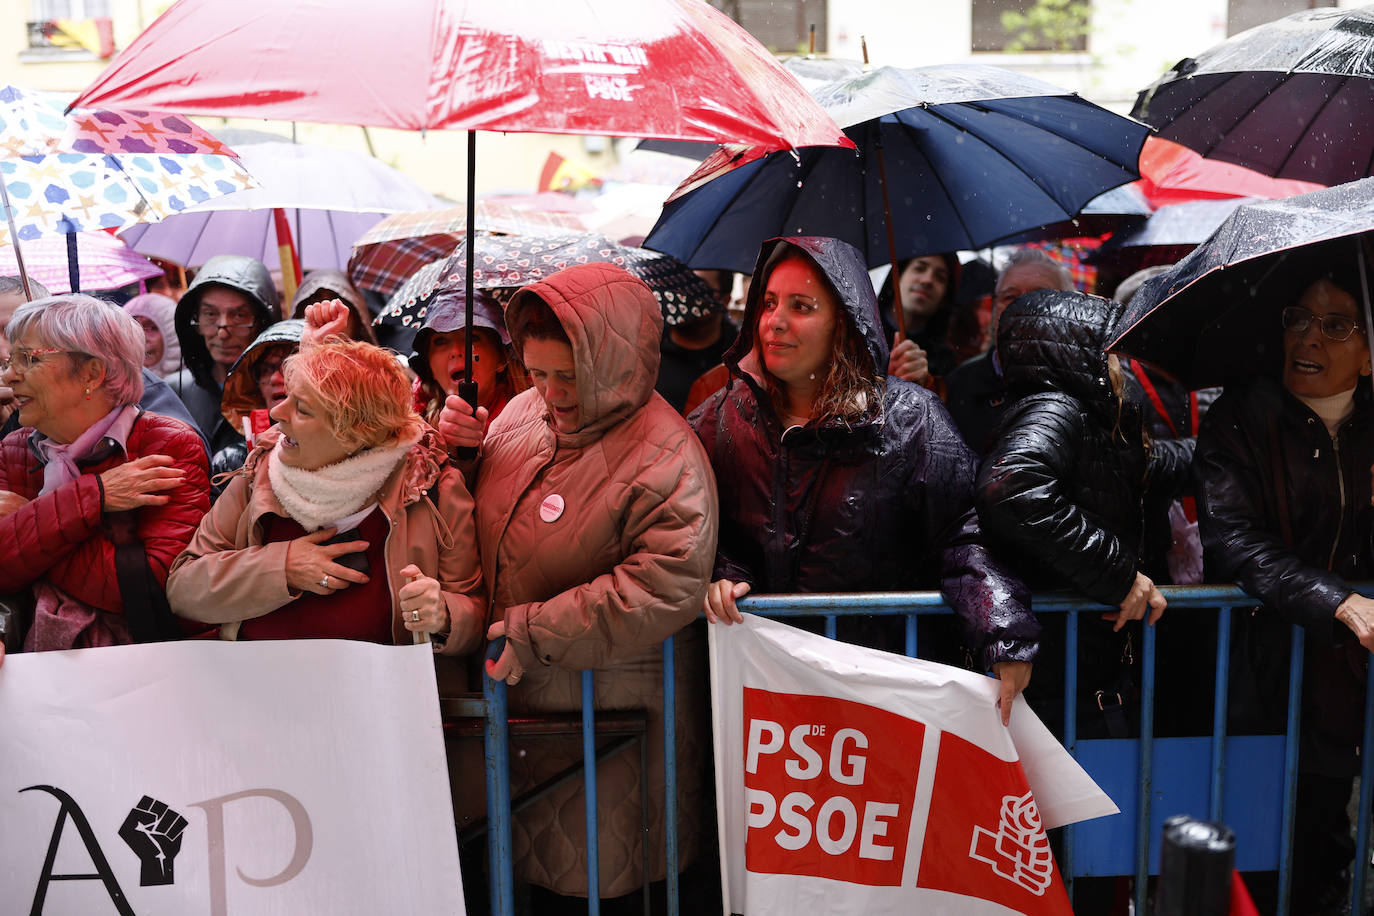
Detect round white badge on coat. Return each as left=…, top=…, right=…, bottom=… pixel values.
left=539, top=494, right=565, bottom=523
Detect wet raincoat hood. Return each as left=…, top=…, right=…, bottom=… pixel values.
left=174, top=255, right=281, bottom=389
left=725, top=236, right=889, bottom=385
left=289, top=268, right=376, bottom=344
left=997, top=288, right=1123, bottom=416
left=505, top=262, right=662, bottom=447
left=219, top=319, right=304, bottom=432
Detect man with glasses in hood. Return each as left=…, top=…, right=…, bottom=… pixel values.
left=169, top=255, right=280, bottom=463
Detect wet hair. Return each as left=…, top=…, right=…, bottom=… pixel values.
left=6, top=295, right=145, bottom=406
left=511, top=297, right=571, bottom=349
left=282, top=339, right=422, bottom=453
left=756, top=249, right=883, bottom=428
left=1304, top=261, right=1368, bottom=306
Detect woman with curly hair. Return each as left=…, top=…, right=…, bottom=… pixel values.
left=690, top=236, right=1039, bottom=723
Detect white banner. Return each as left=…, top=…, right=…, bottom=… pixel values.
left=0, top=641, right=465, bottom=915
left=711, top=615, right=1117, bottom=916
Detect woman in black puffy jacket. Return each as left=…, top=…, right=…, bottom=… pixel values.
left=976, top=289, right=1188, bottom=737
left=691, top=236, right=1040, bottom=723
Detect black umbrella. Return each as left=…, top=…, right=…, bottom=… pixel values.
left=645, top=64, right=1149, bottom=276
left=1133, top=5, right=1374, bottom=186
left=990, top=182, right=1154, bottom=247
left=1086, top=197, right=1251, bottom=276
left=1108, top=179, right=1374, bottom=389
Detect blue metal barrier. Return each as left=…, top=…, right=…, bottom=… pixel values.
left=473, top=585, right=1374, bottom=916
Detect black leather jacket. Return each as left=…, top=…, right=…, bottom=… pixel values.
left=1195, top=376, right=1373, bottom=773
left=690, top=236, right=1038, bottom=668
left=977, top=290, right=1189, bottom=605
left=1195, top=376, right=1374, bottom=631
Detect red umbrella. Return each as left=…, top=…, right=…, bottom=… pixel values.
left=1135, top=137, right=1323, bottom=207
left=70, top=0, right=848, bottom=150
left=71, top=0, right=852, bottom=464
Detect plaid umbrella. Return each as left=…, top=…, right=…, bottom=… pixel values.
left=376, top=232, right=720, bottom=329
left=349, top=202, right=591, bottom=296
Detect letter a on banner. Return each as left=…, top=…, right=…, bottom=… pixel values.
left=710, top=616, right=1116, bottom=916
left=22, top=785, right=133, bottom=916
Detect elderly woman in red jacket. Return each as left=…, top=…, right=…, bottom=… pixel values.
left=0, top=295, right=210, bottom=663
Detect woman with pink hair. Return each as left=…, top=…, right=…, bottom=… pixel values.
left=167, top=338, right=485, bottom=652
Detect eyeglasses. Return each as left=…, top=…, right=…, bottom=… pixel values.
left=1281, top=306, right=1364, bottom=342
left=0, top=347, right=72, bottom=374
left=190, top=313, right=258, bottom=335
left=252, top=358, right=286, bottom=383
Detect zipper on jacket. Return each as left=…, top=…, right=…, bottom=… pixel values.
left=1328, top=432, right=1345, bottom=571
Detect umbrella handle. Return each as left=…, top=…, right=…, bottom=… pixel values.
left=455, top=379, right=479, bottom=461
left=1359, top=236, right=1374, bottom=382
left=0, top=175, right=34, bottom=300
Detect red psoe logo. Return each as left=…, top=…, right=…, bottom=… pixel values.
left=741, top=688, right=925, bottom=886
left=917, top=731, right=1071, bottom=912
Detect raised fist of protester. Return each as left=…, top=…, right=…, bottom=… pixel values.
left=437, top=394, right=487, bottom=454
left=99, top=454, right=186, bottom=512
left=1336, top=593, right=1374, bottom=652
left=887, top=333, right=931, bottom=385
left=703, top=578, right=750, bottom=625
left=300, top=298, right=352, bottom=347
left=118, top=796, right=187, bottom=887
left=1103, top=570, right=1166, bottom=631
left=992, top=660, right=1032, bottom=727
left=0, top=489, right=29, bottom=517
left=397, top=563, right=448, bottom=636
left=284, top=526, right=371, bottom=595
left=484, top=618, right=526, bottom=686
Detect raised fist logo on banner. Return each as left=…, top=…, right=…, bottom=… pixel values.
left=969, top=791, right=1055, bottom=895
left=119, top=795, right=187, bottom=886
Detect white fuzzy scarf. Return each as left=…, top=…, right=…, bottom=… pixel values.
left=267, top=433, right=416, bottom=531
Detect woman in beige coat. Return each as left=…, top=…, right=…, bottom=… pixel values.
left=464, top=261, right=718, bottom=908
left=167, top=338, right=485, bottom=653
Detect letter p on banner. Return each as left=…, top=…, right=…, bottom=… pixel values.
left=742, top=688, right=923, bottom=886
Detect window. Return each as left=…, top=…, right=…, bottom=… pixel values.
left=709, top=0, right=828, bottom=55
left=971, top=0, right=1090, bottom=53
left=1226, top=0, right=1335, bottom=37
left=26, top=0, right=113, bottom=57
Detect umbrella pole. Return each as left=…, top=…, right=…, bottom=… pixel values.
left=455, top=130, right=479, bottom=461
left=873, top=138, right=906, bottom=340
left=0, top=173, right=34, bottom=300
left=1360, top=236, right=1374, bottom=377
left=62, top=217, right=79, bottom=293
